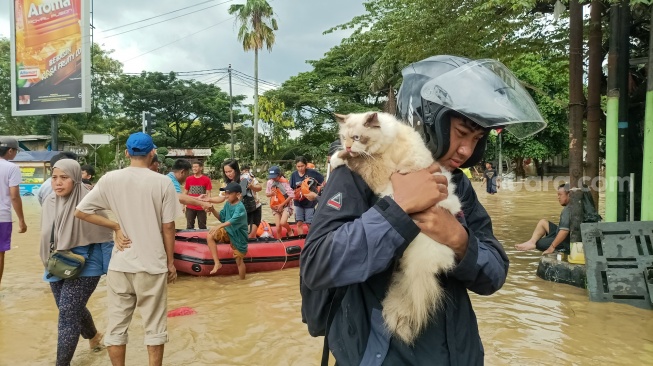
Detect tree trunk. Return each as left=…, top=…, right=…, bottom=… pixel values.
left=514, top=157, right=525, bottom=179
left=384, top=85, right=396, bottom=115
left=254, top=48, right=259, bottom=162
left=533, top=158, right=542, bottom=180
left=569, top=0, right=585, bottom=243
left=586, top=0, right=602, bottom=210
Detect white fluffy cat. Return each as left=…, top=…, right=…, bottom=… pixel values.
left=330, top=111, right=461, bottom=345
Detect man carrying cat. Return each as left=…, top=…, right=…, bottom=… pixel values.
left=300, top=55, right=547, bottom=365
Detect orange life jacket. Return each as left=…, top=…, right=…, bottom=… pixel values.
left=256, top=220, right=272, bottom=237
left=270, top=178, right=289, bottom=210
left=294, top=176, right=320, bottom=201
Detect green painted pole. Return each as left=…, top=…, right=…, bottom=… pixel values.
left=643, top=91, right=653, bottom=221
left=606, top=95, right=619, bottom=222
left=642, top=5, right=653, bottom=221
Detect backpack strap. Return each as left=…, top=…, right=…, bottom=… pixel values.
left=240, top=178, right=251, bottom=197
left=49, top=223, right=55, bottom=253
left=321, top=286, right=347, bottom=366
left=272, top=180, right=288, bottom=197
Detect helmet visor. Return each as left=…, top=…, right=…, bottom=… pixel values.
left=420, top=59, right=546, bottom=139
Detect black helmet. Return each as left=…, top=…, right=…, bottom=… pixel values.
left=396, top=55, right=546, bottom=168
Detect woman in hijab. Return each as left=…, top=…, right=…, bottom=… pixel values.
left=40, top=159, right=114, bottom=366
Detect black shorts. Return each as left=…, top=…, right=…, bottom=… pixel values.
left=247, top=205, right=262, bottom=227
left=536, top=221, right=569, bottom=252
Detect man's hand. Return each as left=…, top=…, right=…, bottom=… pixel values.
left=411, top=206, right=468, bottom=260
left=167, top=263, right=177, bottom=284
left=542, top=246, right=555, bottom=255
left=200, top=201, right=213, bottom=210
left=198, top=194, right=209, bottom=201
left=18, top=219, right=27, bottom=233
left=391, top=163, right=449, bottom=214
left=114, top=228, right=132, bottom=251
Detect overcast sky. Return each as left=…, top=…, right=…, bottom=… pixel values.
left=0, top=0, right=365, bottom=102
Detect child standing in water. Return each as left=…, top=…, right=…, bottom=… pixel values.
left=265, top=166, right=294, bottom=239
left=206, top=182, right=249, bottom=278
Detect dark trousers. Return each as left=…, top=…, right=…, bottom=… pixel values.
left=186, top=208, right=207, bottom=229
left=50, top=276, right=101, bottom=366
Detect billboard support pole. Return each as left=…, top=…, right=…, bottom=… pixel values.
left=229, top=64, right=234, bottom=159
left=51, top=115, right=58, bottom=151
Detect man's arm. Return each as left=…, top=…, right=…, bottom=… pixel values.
left=37, top=178, right=52, bottom=206
left=542, top=229, right=569, bottom=255
left=162, top=221, right=177, bottom=283
left=9, top=186, right=26, bottom=233
left=177, top=193, right=212, bottom=208
left=448, top=175, right=509, bottom=295
left=74, top=210, right=131, bottom=249
left=301, top=167, right=421, bottom=291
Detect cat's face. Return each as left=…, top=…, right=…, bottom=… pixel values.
left=335, top=112, right=386, bottom=158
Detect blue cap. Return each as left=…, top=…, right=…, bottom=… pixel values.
left=268, top=165, right=281, bottom=179
left=126, top=132, right=156, bottom=156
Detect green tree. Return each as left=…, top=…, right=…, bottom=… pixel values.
left=257, top=95, right=293, bottom=154
left=486, top=53, right=570, bottom=177
left=228, top=0, right=279, bottom=162
left=115, top=71, right=245, bottom=148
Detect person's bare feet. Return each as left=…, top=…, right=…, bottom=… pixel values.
left=515, top=241, right=536, bottom=251
left=89, top=332, right=104, bottom=352
left=210, top=261, right=222, bottom=274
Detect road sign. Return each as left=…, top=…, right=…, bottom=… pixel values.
left=83, top=134, right=114, bottom=145
left=64, top=145, right=89, bottom=157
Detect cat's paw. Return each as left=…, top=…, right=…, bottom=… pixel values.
left=383, top=301, right=419, bottom=345
left=330, top=152, right=346, bottom=168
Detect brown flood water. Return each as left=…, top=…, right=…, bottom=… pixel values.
left=1, top=181, right=652, bottom=365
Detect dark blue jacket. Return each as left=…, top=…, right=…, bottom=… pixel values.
left=301, top=165, right=509, bottom=366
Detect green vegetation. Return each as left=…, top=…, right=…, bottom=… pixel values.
left=1, top=0, right=651, bottom=179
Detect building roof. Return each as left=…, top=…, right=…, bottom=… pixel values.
left=11, top=151, right=60, bottom=162
left=7, top=135, right=51, bottom=141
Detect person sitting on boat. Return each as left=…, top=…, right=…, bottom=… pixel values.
left=265, top=166, right=295, bottom=240
left=206, top=182, right=249, bottom=278
left=515, top=183, right=570, bottom=254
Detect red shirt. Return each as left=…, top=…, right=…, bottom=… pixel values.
left=184, top=175, right=212, bottom=210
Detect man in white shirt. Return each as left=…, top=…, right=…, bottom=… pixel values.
left=0, top=137, right=27, bottom=288
left=75, top=132, right=178, bottom=366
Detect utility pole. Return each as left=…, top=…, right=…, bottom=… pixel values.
left=50, top=115, right=58, bottom=151
left=229, top=64, right=235, bottom=159
left=568, top=0, right=584, bottom=243
left=586, top=0, right=602, bottom=210
left=617, top=0, right=630, bottom=221
left=498, top=132, right=502, bottom=180
left=606, top=3, right=620, bottom=222
left=141, top=111, right=146, bottom=133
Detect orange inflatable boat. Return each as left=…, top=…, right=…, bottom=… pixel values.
left=174, top=223, right=308, bottom=276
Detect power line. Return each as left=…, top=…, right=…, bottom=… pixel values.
left=232, top=69, right=281, bottom=88
left=101, top=0, right=218, bottom=32
left=103, top=0, right=234, bottom=39
left=120, top=17, right=234, bottom=63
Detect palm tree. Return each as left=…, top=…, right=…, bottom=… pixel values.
left=228, top=0, right=278, bottom=162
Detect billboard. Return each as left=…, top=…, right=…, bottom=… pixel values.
left=9, top=0, right=91, bottom=116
